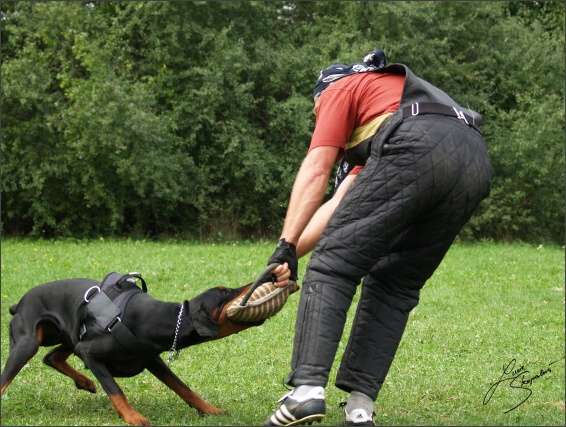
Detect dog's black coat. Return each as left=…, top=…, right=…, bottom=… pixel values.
left=1, top=277, right=263, bottom=426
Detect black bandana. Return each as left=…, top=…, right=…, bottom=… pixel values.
left=313, top=49, right=387, bottom=101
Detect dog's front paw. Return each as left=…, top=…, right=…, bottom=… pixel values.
left=124, top=413, right=151, bottom=426
left=110, top=395, right=152, bottom=426
left=199, top=405, right=228, bottom=416
left=209, top=408, right=229, bottom=416
left=75, top=378, right=97, bottom=393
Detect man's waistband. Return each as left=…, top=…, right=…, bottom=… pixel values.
left=402, top=102, right=481, bottom=133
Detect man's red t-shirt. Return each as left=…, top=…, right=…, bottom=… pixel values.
left=310, top=72, right=405, bottom=175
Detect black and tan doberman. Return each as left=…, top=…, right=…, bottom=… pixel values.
left=0, top=273, right=281, bottom=425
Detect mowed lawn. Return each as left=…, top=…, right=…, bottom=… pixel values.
left=1, top=238, right=564, bottom=426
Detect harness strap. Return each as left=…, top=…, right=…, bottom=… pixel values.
left=106, top=317, right=157, bottom=354
left=402, top=102, right=481, bottom=133
left=81, top=272, right=156, bottom=354
left=105, top=272, right=147, bottom=301
left=84, top=288, right=121, bottom=330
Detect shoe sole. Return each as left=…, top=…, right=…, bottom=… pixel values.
left=341, top=423, right=375, bottom=426
left=283, top=413, right=325, bottom=426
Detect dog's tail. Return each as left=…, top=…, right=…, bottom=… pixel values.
left=9, top=304, right=18, bottom=315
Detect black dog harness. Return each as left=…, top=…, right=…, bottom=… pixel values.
left=80, top=272, right=156, bottom=354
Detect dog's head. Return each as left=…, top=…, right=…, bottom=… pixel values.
left=187, top=282, right=266, bottom=342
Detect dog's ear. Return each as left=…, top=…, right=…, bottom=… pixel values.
left=187, top=301, right=220, bottom=338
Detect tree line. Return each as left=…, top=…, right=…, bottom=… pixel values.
left=1, top=1, right=564, bottom=244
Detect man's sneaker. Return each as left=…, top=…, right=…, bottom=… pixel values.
left=340, top=403, right=376, bottom=426
left=263, top=389, right=326, bottom=426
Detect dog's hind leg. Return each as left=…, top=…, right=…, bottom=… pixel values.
left=43, top=346, right=97, bottom=393
left=1, top=323, right=44, bottom=394
left=146, top=356, right=227, bottom=416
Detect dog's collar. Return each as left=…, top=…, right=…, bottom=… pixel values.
left=167, top=304, right=184, bottom=363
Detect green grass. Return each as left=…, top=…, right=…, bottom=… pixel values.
left=1, top=238, right=564, bottom=426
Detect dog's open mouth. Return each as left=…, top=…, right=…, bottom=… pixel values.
left=225, top=280, right=298, bottom=323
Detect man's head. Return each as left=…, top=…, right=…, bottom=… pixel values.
left=312, top=48, right=387, bottom=102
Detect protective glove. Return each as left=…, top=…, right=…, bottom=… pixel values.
left=267, top=238, right=298, bottom=282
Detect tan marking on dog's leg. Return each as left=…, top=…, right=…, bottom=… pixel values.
left=149, top=368, right=226, bottom=415
left=35, top=323, right=44, bottom=343
left=1, top=379, right=13, bottom=394
left=44, top=347, right=96, bottom=393
left=173, top=385, right=226, bottom=415
left=108, top=393, right=151, bottom=426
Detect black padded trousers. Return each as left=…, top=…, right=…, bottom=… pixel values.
left=284, top=115, right=493, bottom=401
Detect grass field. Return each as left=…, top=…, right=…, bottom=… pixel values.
left=1, top=238, right=564, bottom=426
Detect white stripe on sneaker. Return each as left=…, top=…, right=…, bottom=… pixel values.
left=271, top=405, right=296, bottom=425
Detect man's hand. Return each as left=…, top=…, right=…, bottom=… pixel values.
left=268, top=238, right=298, bottom=283
left=270, top=262, right=298, bottom=291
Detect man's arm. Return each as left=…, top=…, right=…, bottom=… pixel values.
left=271, top=165, right=356, bottom=286
left=296, top=172, right=357, bottom=258
left=279, top=145, right=340, bottom=246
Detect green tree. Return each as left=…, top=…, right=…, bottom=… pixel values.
left=1, top=2, right=563, bottom=243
